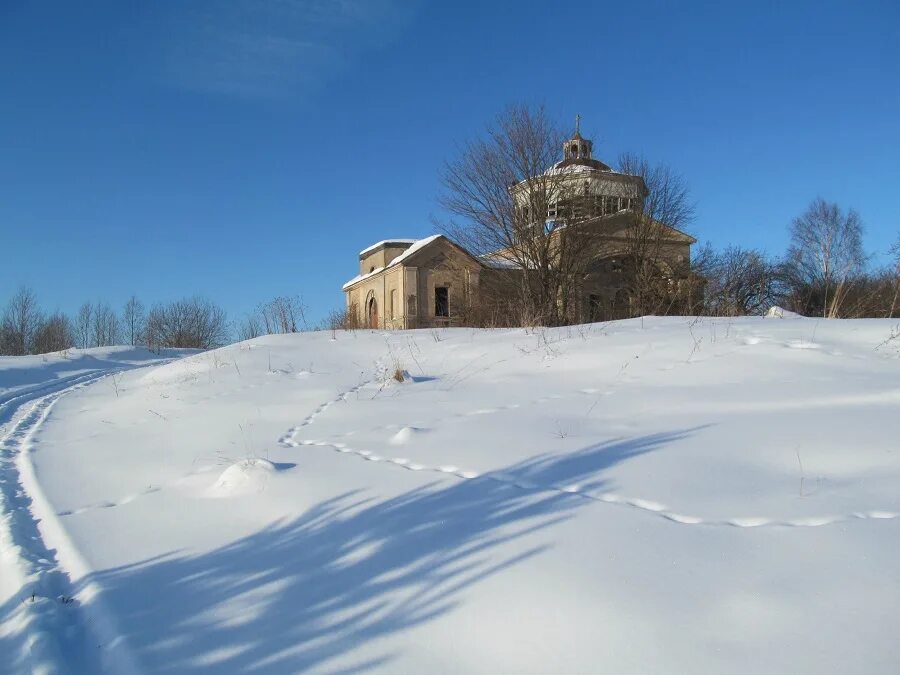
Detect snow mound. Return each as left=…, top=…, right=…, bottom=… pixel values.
left=389, top=426, right=427, bottom=445
left=206, top=458, right=276, bottom=498
left=766, top=306, right=802, bottom=319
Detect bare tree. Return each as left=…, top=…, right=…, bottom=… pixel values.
left=32, top=312, right=75, bottom=354
left=236, top=312, right=263, bottom=342
left=75, top=302, right=93, bottom=349
left=617, top=153, right=695, bottom=233
left=890, top=233, right=900, bottom=318
left=440, top=104, right=613, bottom=325
left=836, top=266, right=900, bottom=319
left=146, top=297, right=228, bottom=349
left=236, top=296, right=307, bottom=341
left=122, top=295, right=146, bottom=346
left=323, top=306, right=359, bottom=332
left=259, top=296, right=307, bottom=334
left=0, top=286, right=43, bottom=355
left=693, top=244, right=779, bottom=316
left=91, top=301, right=120, bottom=347
left=843, top=235, right=900, bottom=319
left=784, top=198, right=865, bottom=318
left=615, top=153, right=696, bottom=317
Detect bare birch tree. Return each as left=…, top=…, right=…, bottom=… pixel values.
left=91, top=301, right=120, bottom=347
left=784, top=198, right=865, bottom=318
left=75, top=303, right=93, bottom=349
left=122, top=295, right=146, bottom=346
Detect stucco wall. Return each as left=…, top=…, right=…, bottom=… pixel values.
left=345, top=238, right=481, bottom=330
left=359, top=244, right=413, bottom=275
left=346, top=266, right=404, bottom=329
left=409, top=241, right=480, bottom=328
left=345, top=226, right=693, bottom=329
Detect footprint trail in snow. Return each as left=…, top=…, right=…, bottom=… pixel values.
left=278, top=379, right=900, bottom=531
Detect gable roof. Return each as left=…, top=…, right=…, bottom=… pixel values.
left=343, top=235, right=442, bottom=290
left=343, top=234, right=487, bottom=291
left=383, top=234, right=442, bottom=267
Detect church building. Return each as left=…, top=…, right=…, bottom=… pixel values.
left=343, top=123, right=695, bottom=329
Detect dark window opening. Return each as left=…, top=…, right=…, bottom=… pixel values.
left=588, top=294, right=602, bottom=321
left=434, top=287, right=449, bottom=318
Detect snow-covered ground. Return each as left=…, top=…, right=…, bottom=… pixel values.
left=2, top=318, right=899, bottom=673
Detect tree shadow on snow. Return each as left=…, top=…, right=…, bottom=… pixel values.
left=74, top=427, right=703, bottom=673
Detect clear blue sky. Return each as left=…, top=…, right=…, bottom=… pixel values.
left=2, top=0, right=898, bottom=326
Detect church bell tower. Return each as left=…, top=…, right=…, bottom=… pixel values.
left=564, top=114, right=593, bottom=160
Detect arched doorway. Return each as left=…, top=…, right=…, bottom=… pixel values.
left=366, top=294, right=379, bottom=329
left=613, top=289, right=631, bottom=320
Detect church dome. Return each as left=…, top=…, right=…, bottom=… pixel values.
left=551, top=156, right=612, bottom=173
left=549, top=116, right=612, bottom=173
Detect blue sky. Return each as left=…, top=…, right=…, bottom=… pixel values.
left=2, top=0, right=898, bottom=326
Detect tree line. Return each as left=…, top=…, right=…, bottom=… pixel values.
left=0, top=293, right=222, bottom=356
left=693, top=199, right=899, bottom=319
left=0, top=291, right=316, bottom=356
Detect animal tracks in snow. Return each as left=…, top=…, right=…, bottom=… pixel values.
left=57, top=486, right=162, bottom=516
left=60, top=379, right=372, bottom=517
left=278, top=385, right=900, bottom=532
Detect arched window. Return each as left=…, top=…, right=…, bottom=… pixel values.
left=365, top=291, right=379, bottom=329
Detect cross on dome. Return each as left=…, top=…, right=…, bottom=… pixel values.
left=565, top=115, right=592, bottom=160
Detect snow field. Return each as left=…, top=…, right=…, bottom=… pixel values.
left=2, top=318, right=900, bottom=673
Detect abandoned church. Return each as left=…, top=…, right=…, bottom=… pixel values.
left=343, top=124, right=696, bottom=329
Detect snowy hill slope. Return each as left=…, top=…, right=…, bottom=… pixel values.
left=2, top=318, right=900, bottom=673
left=0, top=347, right=194, bottom=397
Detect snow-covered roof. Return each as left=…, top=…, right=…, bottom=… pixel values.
left=343, top=235, right=444, bottom=290
left=358, top=239, right=417, bottom=257
left=544, top=163, right=633, bottom=178
left=342, top=266, right=385, bottom=291
left=385, top=234, right=441, bottom=267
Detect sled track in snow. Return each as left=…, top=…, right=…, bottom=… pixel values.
left=0, top=371, right=116, bottom=436
left=0, top=371, right=140, bottom=674
left=279, top=381, right=900, bottom=532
